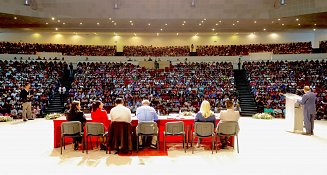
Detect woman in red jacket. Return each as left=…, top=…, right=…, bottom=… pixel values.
left=91, top=100, right=110, bottom=150
left=91, top=100, right=110, bottom=131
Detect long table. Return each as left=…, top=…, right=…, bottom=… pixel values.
left=53, top=114, right=234, bottom=148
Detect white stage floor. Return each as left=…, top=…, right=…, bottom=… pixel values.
left=0, top=117, right=326, bottom=175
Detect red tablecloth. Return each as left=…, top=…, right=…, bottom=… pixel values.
left=53, top=116, right=234, bottom=148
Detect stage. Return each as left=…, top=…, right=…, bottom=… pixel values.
left=0, top=117, right=327, bottom=175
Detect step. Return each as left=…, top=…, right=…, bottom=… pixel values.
left=240, top=112, right=257, bottom=117
left=240, top=106, right=257, bottom=109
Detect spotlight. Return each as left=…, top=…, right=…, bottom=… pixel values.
left=280, top=0, right=286, bottom=5
left=191, top=0, right=196, bottom=7
left=24, top=0, right=30, bottom=6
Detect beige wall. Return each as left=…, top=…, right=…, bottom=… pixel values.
left=0, top=31, right=316, bottom=51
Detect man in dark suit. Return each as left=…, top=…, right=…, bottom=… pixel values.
left=297, top=86, right=316, bottom=135
left=20, top=82, right=32, bottom=121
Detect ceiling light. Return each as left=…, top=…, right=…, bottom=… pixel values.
left=51, top=17, right=55, bottom=20
left=296, top=18, right=299, bottom=21
left=109, top=18, right=111, bottom=20
left=233, top=24, right=235, bottom=26
left=212, top=28, right=215, bottom=31
left=282, top=23, right=285, bottom=26
left=45, top=22, right=48, bottom=25
left=111, top=20, right=114, bottom=23
left=182, top=23, right=185, bottom=26
left=57, top=20, right=60, bottom=23
left=131, top=23, right=134, bottom=26
left=114, top=23, right=117, bottom=25
left=157, top=33, right=159, bottom=36
left=160, top=28, right=163, bottom=31
left=80, top=22, right=83, bottom=25
left=204, top=18, right=206, bottom=21
left=215, top=23, right=218, bottom=26
left=263, top=28, right=266, bottom=31
left=97, top=22, right=100, bottom=25
left=94, top=32, right=97, bottom=35
left=237, top=21, right=239, bottom=23
left=219, top=20, right=222, bottom=23
left=314, top=24, right=317, bottom=26
left=199, top=23, right=202, bottom=26
left=201, top=21, right=204, bottom=23
left=176, top=33, right=179, bottom=36
left=278, top=18, right=281, bottom=21
left=313, top=28, right=316, bottom=31
left=183, top=21, right=186, bottom=23
left=165, top=23, right=168, bottom=26
left=63, top=22, right=65, bottom=25
left=298, top=23, right=301, bottom=26
left=254, top=21, right=257, bottom=23
left=130, top=20, right=132, bottom=23
left=55, top=28, right=58, bottom=31
left=14, top=17, right=17, bottom=20
left=148, top=23, right=151, bottom=26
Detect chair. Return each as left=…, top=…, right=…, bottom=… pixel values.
left=60, top=121, right=84, bottom=155
left=136, top=122, right=159, bottom=152
left=163, top=121, right=186, bottom=153
left=192, top=122, right=215, bottom=154
left=85, top=122, right=109, bottom=154
left=215, top=121, right=240, bottom=153
left=108, top=122, right=133, bottom=154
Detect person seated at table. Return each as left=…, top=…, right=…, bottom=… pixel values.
left=136, top=99, right=158, bottom=149
left=110, top=98, right=132, bottom=123
left=66, top=101, right=86, bottom=150
left=109, top=98, right=132, bottom=153
left=91, top=100, right=110, bottom=150
left=218, top=100, right=240, bottom=149
left=194, top=100, right=216, bottom=148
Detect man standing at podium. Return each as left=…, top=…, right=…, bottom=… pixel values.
left=297, top=86, right=316, bottom=135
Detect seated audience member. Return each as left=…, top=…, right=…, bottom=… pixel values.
left=91, top=100, right=110, bottom=150
left=219, top=100, right=240, bottom=149
left=66, top=101, right=86, bottom=150
left=136, top=100, right=158, bottom=148
left=194, top=100, right=216, bottom=148
left=110, top=98, right=131, bottom=123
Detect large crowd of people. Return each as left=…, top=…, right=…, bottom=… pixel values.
left=0, top=42, right=116, bottom=56
left=320, top=40, right=327, bottom=53
left=197, top=42, right=312, bottom=56
left=67, top=62, right=237, bottom=115
left=243, top=60, right=327, bottom=119
left=0, top=60, right=64, bottom=118
left=123, top=45, right=190, bottom=56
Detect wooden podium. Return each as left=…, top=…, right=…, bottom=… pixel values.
left=284, top=93, right=303, bottom=133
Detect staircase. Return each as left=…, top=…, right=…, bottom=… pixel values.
left=45, top=68, right=74, bottom=114
left=45, top=93, right=64, bottom=114
left=234, top=69, right=258, bottom=116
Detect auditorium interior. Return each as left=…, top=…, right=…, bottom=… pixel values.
left=0, top=0, right=327, bottom=175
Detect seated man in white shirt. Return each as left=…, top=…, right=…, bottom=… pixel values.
left=219, top=100, right=240, bottom=149
left=136, top=100, right=158, bottom=148
left=110, top=98, right=132, bottom=123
